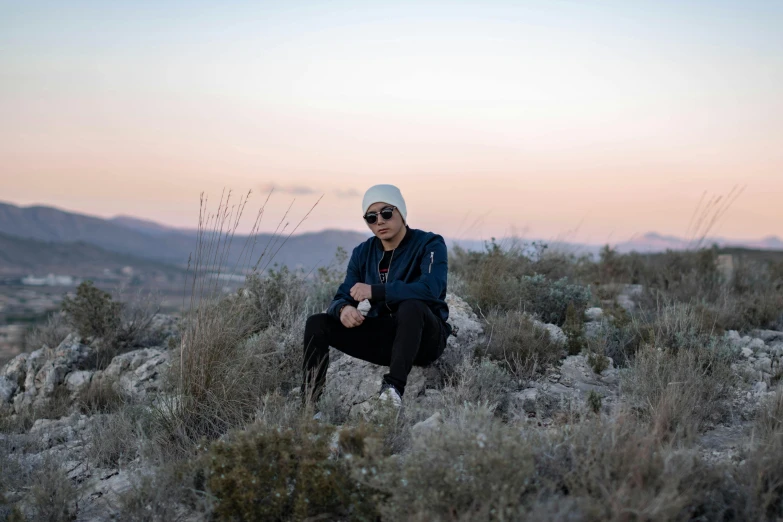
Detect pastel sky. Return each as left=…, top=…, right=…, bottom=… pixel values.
left=2, top=0, right=782, bottom=243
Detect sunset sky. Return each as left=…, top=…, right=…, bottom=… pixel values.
left=2, top=1, right=781, bottom=244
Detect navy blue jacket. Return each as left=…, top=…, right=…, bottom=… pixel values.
left=327, top=226, right=451, bottom=335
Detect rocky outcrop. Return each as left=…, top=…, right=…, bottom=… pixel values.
left=2, top=333, right=171, bottom=413
left=506, top=354, right=620, bottom=423
left=94, top=348, right=169, bottom=399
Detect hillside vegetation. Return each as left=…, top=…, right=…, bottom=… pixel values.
left=1, top=240, right=782, bottom=521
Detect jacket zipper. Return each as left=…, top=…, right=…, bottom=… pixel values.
left=380, top=248, right=395, bottom=312
left=429, top=251, right=434, bottom=273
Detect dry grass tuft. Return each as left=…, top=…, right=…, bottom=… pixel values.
left=162, top=190, right=319, bottom=450
left=482, top=309, right=561, bottom=380
left=623, top=344, right=735, bottom=442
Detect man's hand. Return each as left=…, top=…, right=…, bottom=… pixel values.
left=340, top=305, right=365, bottom=328
left=350, top=283, right=372, bottom=302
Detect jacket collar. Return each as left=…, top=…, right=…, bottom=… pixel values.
left=374, top=225, right=412, bottom=251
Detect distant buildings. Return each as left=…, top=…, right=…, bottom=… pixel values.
left=21, top=274, right=78, bottom=286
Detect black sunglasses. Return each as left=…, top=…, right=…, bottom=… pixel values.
left=364, top=206, right=396, bottom=224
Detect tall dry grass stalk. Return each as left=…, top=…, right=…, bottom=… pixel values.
left=166, top=189, right=320, bottom=446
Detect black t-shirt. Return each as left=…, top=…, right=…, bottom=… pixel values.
left=377, top=249, right=394, bottom=316
left=378, top=249, right=393, bottom=284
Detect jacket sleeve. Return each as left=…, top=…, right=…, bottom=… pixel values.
left=326, top=245, right=363, bottom=320
left=384, top=235, right=448, bottom=304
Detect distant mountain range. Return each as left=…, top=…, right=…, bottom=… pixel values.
left=0, top=202, right=370, bottom=275
left=0, top=201, right=780, bottom=277
left=0, top=231, right=186, bottom=281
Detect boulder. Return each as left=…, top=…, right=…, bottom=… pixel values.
left=746, top=338, right=766, bottom=353
left=0, top=376, right=17, bottom=404
left=3, top=352, right=29, bottom=387
left=751, top=330, right=783, bottom=344
left=411, top=412, right=444, bottom=439
left=65, top=370, right=94, bottom=395
left=97, top=348, right=169, bottom=398
left=322, top=294, right=483, bottom=417
left=616, top=284, right=643, bottom=313
left=539, top=322, right=566, bottom=348
left=436, top=294, right=484, bottom=371
left=52, top=334, right=94, bottom=368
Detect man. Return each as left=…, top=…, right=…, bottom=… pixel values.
left=302, top=184, right=451, bottom=409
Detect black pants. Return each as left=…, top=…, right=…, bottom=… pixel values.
left=302, top=299, right=447, bottom=402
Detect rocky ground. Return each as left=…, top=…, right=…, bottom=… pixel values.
left=0, top=293, right=781, bottom=520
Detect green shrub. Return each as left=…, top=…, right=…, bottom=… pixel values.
left=61, top=281, right=161, bottom=368
left=587, top=352, right=609, bottom=374
left=62, top=281, right=122, bottom=341
left=206, top=422, right=381, bottom=521
left=534, top=415, right=738, bottom=521
left=482, top=310, right=560, bottom=380
left=373, top=405, right=536, bottom=521
left=520, top=274, right=591, bottom=326
left=586, top=390, right=602, bottom=414
left=563, top=301, right=586, bottom=355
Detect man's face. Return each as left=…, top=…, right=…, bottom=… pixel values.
left=365, top=201, right=404, bottom=240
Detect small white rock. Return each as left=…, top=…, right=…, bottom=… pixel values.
left=747, top=338, right=766, bottom=352
left=741, top=347, right=753, bottom=358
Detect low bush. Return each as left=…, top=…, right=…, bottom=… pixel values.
left=482, top=310, right=560, bottom=380
left=623, top=343, right=735, bottom=441
left=61, top=281, right=160, bottom=369
left=534, top=414, right=739, bottom=521
left=206, top=421, right=381, bottom=521
left=372, top=405, right=536, bottom=521
left=562, top=301, right=586, bottom=355
left=62, top=281, right=123, bottom=341
left=519, top=274, right=591, bottom=326
left=438, top=357, right=515, bottom=413
left=755, top=388, right=783, bottom=444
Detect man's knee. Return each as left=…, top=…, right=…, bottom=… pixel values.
left=305, top=313, right=330, bottom=332
left=395, top=299, right=429, bottom=320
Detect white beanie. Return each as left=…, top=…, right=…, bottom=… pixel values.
left=362, top=184, right=407, bottom=223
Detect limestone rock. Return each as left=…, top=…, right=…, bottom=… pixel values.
left=746, top=338, right=766, bottom=352
left=65, top=370, right=94, bottom=395
left=411, top=412, right=443, bottom=439
left=0, top=376, right=17, bottom=404
left=741, top=347, right=753, bottom=358
left=539, top=322, right=566, bottom=348
left=52, top=334, right=94, bottom=368
left=437, top=294, right=484, bottom=371
left=616, top=284, right=643, bottom=313
left=322, top=294, right=482, bottom=416
left=751, top=329, right=783, bottom=344
left=98, top=348, right=169, bottom=398
left=3, top=352, right=29, bottom=387
left=507, top=355, right=620, bottom=421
